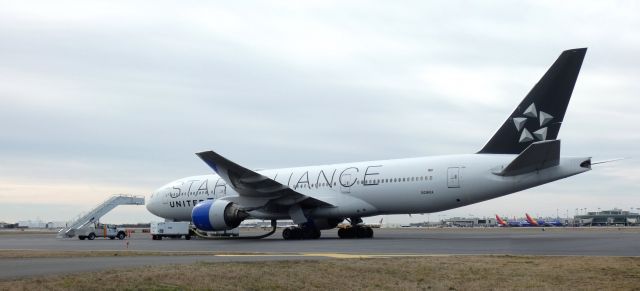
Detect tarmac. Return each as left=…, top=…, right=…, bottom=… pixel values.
left=1, top=227, right=639, bottom=280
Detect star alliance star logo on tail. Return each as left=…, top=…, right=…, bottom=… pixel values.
left=513, top=103, right=553, bottom=143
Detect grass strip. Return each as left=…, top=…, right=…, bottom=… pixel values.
left=1, top=255, right=639, bottom=290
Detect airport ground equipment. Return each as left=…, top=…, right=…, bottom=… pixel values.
left=57, top=194, right=145, bottom=238
left=206, top=228, right=239, bottom=237
left=191, top=220, right=277, bottom=240
left=151, top=221, right=192, bottom=240
left=77, top=223, right=127, bottom=240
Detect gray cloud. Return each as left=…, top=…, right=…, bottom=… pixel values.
left=0, top=1, right=638, bottom=224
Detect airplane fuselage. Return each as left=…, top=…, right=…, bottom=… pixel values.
left=146, top=154, right=590, bottom=222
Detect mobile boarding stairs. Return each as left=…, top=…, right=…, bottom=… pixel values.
left=57, top=194, right=145, bottom=238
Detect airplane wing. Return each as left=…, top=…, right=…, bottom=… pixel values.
left=196, top=151, right=333, bottom=207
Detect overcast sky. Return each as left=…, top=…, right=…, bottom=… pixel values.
left=1, top=1, right=638, bottom=225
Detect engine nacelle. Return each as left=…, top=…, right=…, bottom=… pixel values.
left=191, top=200, right=248, bottom=231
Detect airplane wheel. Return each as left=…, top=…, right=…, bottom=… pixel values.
left=338, top=227, right=354, bottom=239
left=312, top=228, right=321, bottom=239
left=291, top=227, right=303, bottom=239
left=282, top=227, right=293, bottom=240
left=302, top=227, right=321, bottom=239
left=364, top=226, right=374, bottom=238
left=338, top=226, right=372, bottom=239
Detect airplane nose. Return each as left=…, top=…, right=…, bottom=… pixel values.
left=146, top=192, right=159, bottom=215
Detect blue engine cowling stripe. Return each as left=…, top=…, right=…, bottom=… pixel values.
left=191, top=200, right=214, bottom=231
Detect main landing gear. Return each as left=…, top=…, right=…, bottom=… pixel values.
left=337, top=225, right=374, bottom=239
left=337, top=217, right=374, bottom=239
left=282, top=225, right=321, bottom=240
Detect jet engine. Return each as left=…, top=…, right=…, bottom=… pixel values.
left=191, top=200, right=248, bottom=231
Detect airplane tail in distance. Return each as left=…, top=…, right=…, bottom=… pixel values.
left=525, top=213, right=539, bottom=226
left=495, top=214, right=508, bottom=226
left=479, top=48, right=587, bottom=154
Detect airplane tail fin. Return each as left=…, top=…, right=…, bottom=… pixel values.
left=525, top=213, right=539, bottom=226
left=479, top=48, right=587, bottom=154
left=495, top=214, right=507, bottom=226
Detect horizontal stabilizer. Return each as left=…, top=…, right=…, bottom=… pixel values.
left=496, top=140, right=560, bottom=176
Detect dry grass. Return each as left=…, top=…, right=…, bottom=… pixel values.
left=1, top=255, right=640, bottom=290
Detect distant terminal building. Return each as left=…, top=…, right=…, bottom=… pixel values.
left=17, top=220, right=46, bottom=228
left=442, top=217, right=497, bottom=227
left=574, top=209, right=639, bottom=226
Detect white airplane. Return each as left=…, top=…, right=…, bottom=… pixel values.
left=147, top=48, right=591, bottom=240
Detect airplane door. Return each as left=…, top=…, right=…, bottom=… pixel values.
left=340, top=174, right=352, bottom=193
left=447, top=167, right=460, bottom=188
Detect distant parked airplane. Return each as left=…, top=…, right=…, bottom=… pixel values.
left=366, top=217, right=384, bottom=228
left=495, top=214, right=531, bottom=227
left=525, top=213, right=564, bottom=227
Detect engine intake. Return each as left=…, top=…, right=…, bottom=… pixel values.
left=191, top=200, right=248, bottom=231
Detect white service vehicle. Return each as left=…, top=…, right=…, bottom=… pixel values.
left=151, top=221, right=192, bottom=240
left=77, top=223, right=127, bottom=240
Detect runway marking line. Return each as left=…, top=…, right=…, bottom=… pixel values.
left=213, top=252, right=640, bottom=259
left=3, top=250, right=640, bottom=259
left=215, top=253, right=457, bottom=259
